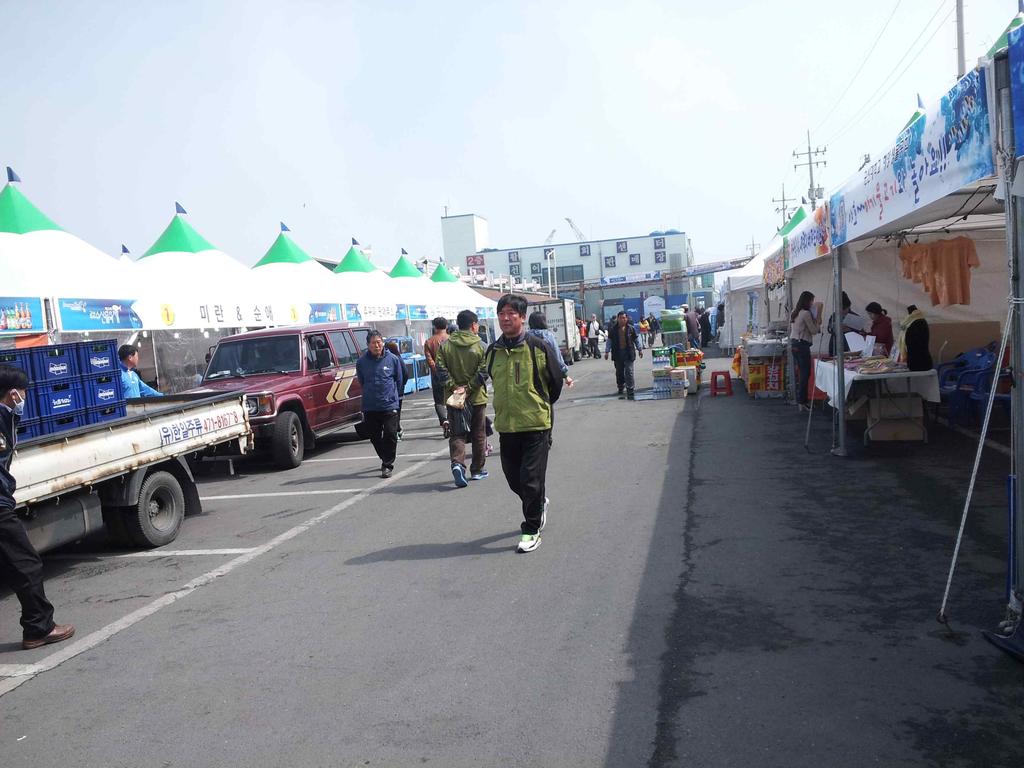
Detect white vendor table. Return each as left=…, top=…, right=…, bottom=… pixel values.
left=813, top=361, right=940, bottom=444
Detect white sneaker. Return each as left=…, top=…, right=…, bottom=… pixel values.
left=516, top=533, right=541, bottom=553
left=540, top=497, right=549, bottom=532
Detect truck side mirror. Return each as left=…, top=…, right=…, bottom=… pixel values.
left=314, top=348, right=332, bottom=370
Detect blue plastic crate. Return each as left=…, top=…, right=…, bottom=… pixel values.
left=35, top=379, right=84, bottom=418
left=15, top=418, right=41, bottom=442
left=86, top=403, right=127, bottom=425
left=31, top=344, right=79, bottom=382
left=0, top=348, right=32, bottom=376
left=40, top=410, right=87, bottom=436
left=82, top=372, right=124, bottom=409
left=76, top=339, right=118, bottom=376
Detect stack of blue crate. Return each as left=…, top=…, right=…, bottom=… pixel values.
left=0, top=348, right=41, bottom=440
left=23, top=339, right=127, bottom=438
left=77, top=340, right=127, bottom=425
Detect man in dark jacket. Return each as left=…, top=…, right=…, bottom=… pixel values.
left=355, top=331, right=405, bottom=478
left=605, top=311, right=643, bottom=399
left=0, top=365, right=75, bottom=650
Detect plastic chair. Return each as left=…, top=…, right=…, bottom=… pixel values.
left=710, top=370, right=733, bottom=397
left=967, top=366, right=1012, bottom=423
left=940, top=351, right=995, bottom=426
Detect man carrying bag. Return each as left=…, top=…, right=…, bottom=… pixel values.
left=436, top=310, right=490, bottom=488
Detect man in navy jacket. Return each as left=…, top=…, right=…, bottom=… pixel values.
left=356, top=331, right=405, bottom=478
left=0, top=364, right=75, bottom=649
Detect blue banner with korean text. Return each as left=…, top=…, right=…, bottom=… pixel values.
left=829, top=67, right=994, bottom=247
left=58, top=298, right=142, bottom=331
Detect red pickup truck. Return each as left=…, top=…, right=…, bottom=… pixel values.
left=192, top=322, right=370, bottom=468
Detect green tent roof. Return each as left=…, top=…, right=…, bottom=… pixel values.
left=777, top=206, right=808, bottom=237
left=429, top=263, right=459, bottom=282
left=253, top=232, right=314, bottom=268
left=141, top=214, right=215, bottom=258
left=987, top=13, right=1023, bottom=58
left=0, top=184, right=62, bottom=234
left=389, top=254, right=423, bottom=278
left=333, top=246, right=378, bottom=273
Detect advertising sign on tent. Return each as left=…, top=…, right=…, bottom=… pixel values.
left=829, top=67, right=994, bottom=247
left=0, top=298, right=44, bottom=334
left=58, top=298, right=142, bottom=331
left=1009, top=26, right=1024, bottom=157
left=309, top=303, right=343, bottom=324
left=788, top=204, right=832, bottom=269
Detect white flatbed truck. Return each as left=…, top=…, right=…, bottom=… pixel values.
left=13, top=393, right=252, bottom=553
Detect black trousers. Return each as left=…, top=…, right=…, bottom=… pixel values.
left=792, top=340, right=812, bottom=405
left=588, top=338, right=601, bottom=359
left=0, top=505, right=55, bottom=639
left=363, top=410, right=399, bottom=469
left=499, top=430, right=550, bottom=536
left=430, top=374, right=446, bottom=426
left=613, top=357, right=636, bottom=393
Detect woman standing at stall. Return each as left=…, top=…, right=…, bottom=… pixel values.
left=865, top=302, right=894, bottom=355
left=899, top=305, right=933, bottom=371
left=790, top=291, right=819, bottom=411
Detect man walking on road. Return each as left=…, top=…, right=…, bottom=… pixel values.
left=605, top=311, right=643, bottom=399
left=356, top=331, right=405, bottom=478
left=587, top=314, right=602, bottom=360
left=423, top=316, right=449, bottom=436
left=0, top=365, right=75, bottom=650
left=436, top=310, right=489, bottom=488
left=483, top=294, right=563, bottom=553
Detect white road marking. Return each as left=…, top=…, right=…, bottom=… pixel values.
left=117, top=548, right=259, bottom=557
left=305, top=453, right=438, bottom=463
left=200, top=490, right=361, bottom=500
left=44, top=549, right=259, bottom=561
left=0, top=447, right=448, bottom=697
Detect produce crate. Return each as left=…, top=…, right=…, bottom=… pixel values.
left=31, top=344, right=79, bottom=383
left=35, top=379, right=85, bottom=418
left=76, top=339, right=119, bottom=376
left=40, top=410, right=87, bottom=436
left=82, top=372, right=124, bottom=409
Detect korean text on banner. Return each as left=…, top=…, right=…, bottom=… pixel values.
left=58, top=298, right=142, bottom=331
left=829, top=68, right=994, bottom=247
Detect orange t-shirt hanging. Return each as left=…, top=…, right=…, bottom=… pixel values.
left=898, top=236, right=979, bottom=306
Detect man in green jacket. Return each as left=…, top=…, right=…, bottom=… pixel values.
left=481, top=294, right=563, bottom=553
left=436, top=309, right=489, bottom=488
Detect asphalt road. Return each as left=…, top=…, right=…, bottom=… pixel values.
left=2, top=351, right=1021, bottom=767
left=0, top=356, right=695, bottom=767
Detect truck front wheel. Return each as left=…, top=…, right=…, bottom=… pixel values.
left=271, top=410, right=304, bottom=469
left=125, top=471, right=185, bottom=548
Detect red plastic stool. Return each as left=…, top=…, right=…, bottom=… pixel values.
left=710, top=370, right=733, bottom=397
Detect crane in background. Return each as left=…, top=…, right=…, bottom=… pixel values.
left=543, top=229, right=557, bottom=245
left=564, top=218, right=587, bottom=242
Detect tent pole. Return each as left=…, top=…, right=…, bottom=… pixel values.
left=831, top=244, right=848, bottom=457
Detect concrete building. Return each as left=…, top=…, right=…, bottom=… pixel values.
left=441, top=213, right=710, bottom=322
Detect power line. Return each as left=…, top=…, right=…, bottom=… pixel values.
left=823, top=1, right=953, bottom=147
left=813, top=0, right=904, bottom=135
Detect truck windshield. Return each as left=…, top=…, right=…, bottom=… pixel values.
left=205, top=336, right=300, bottom=380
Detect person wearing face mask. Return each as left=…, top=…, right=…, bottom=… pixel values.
left=0, top=365, right=75, bottom=650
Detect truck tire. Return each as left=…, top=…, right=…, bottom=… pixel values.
left=271, top=410, right=304, bottom=469
left=125, top=471, right=185, bottom=548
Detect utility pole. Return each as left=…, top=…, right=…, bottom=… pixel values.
left=772, top=183, right=796, bottom=228
left=745, top=236, right=761, bottom=257
left=955, top=0, right=966, bottom=79
left=793, top=130, right=827, bottom=210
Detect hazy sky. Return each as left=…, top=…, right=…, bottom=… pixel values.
left=2, top=1, right=1016, bottom=277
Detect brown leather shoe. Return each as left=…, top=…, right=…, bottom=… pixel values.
left=22, top=624, right=75, bottom=650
